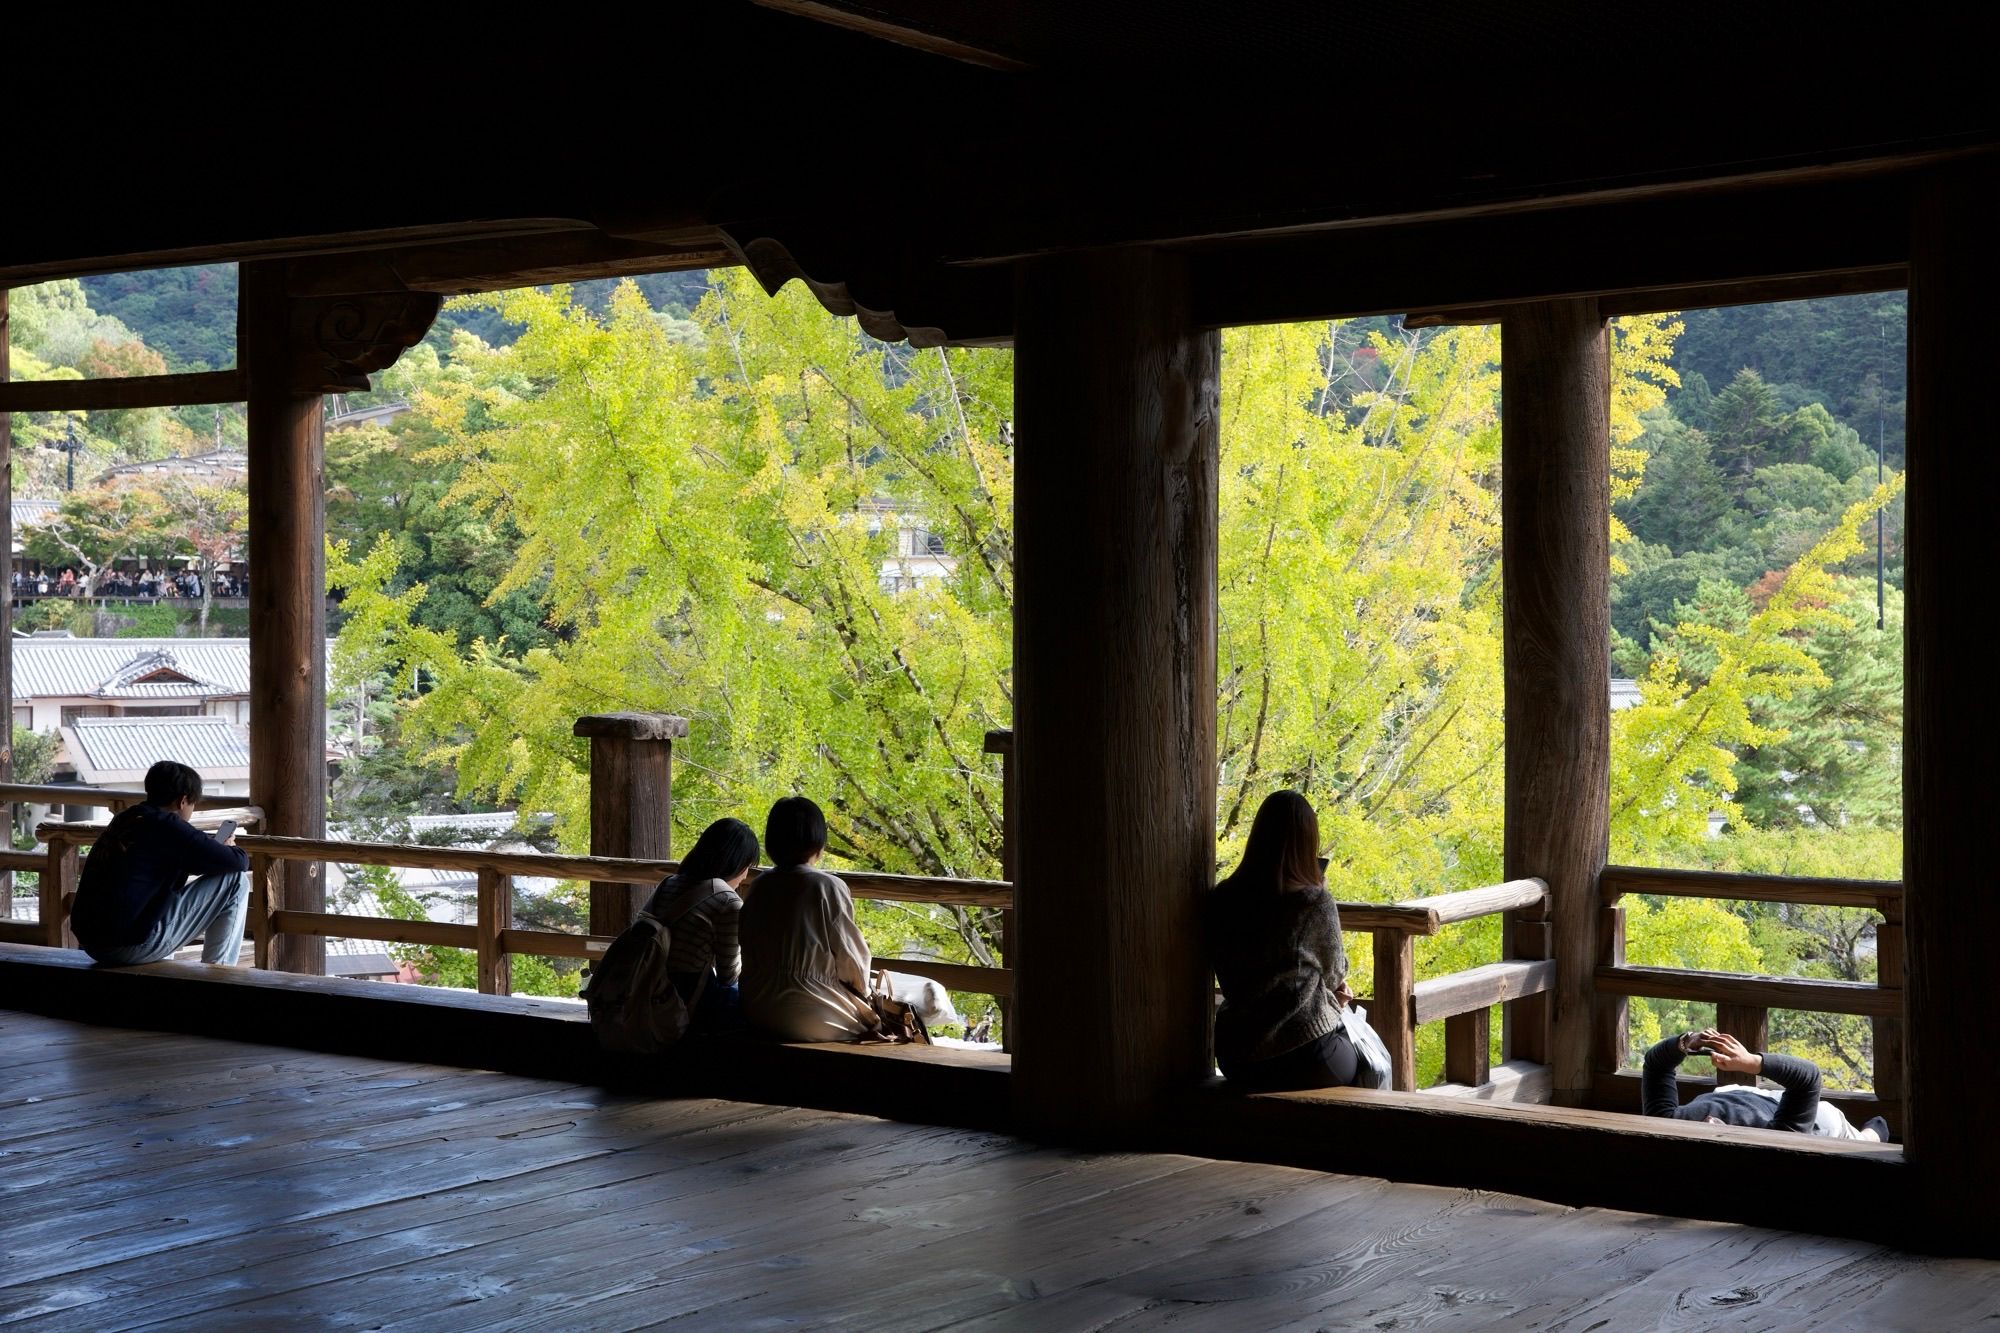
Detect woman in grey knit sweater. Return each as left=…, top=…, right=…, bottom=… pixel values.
left=1204, top=791, right=1361, bottom=1090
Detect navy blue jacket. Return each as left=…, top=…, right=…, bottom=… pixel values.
left=1641, top=1034, right=1822, bottom=1132
left=71, top=803, right=250, bottom=950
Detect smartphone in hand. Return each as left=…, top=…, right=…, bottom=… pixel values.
left=213, top=819, right=238, bottom=844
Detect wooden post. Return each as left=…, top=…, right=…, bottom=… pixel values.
left=476, top=868, right=512, bottom=996
left=1501, top=299, right=1612, bottom=1108
left=1593, top=903, right=1629, bottom=1075
left=983, top=728, right=1016, bottom=1053
left=1871, top=891, right=1904, bottom=1128
left=242, top=263, right=328, bottom=977
left=1372, top=929, right=1416, bottom=1091
left=1906, top=164, right=2000, bottom=1251
left=42, top=834, right=78, bottom=949
left=1501, top=908, right=1551, bottom=1064
left=1011, top=249, right=1218, bottom=1133
left=1444, top=1007, right=1491, bottom=1088
left=573, top=712, right=687, bottom=936
left=1714, top=1002, right=1769, bottom=1088
left=250, top=855, right=275, bottom=970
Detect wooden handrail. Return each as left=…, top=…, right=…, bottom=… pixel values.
left=269, top=911, right=476, bottom=951
left=5, top=784, right=253, bottom=813
left=1411, top=959, right=1556, bottom=1025
left=235, top=834, right=1012, bottom=908
left=1334, top=878, right=1547, bottom=938
left=1594, top=964, right=1900, bottom=1018
left=1600, top=864, right=1899, bottom=909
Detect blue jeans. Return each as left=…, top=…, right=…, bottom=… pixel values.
left=88, top=872, right=251, bottom=966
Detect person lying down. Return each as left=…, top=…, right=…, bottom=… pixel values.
left=1642, top=1027, right=1892, bottom=1142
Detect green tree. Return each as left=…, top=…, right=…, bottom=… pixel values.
left=23, top=484, right=173, bottom=594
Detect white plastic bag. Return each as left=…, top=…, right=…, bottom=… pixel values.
left=1341, top=1004, right=1394, bottom=1090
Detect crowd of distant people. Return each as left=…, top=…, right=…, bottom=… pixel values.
left=10, top=568, right=246, bottom=601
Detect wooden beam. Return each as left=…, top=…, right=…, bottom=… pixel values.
left=1872, top=891, right=1906, bottom=1115
left=243, top=262, right=329, bottom=977
left=1011, top=248, right=1217, bottom=1133
left=1406, top=266, right=1909, bottom=329
left=877, top=956, right=1012, bottom=999
left=1601, top=864, right=1898, bottom=909
left=750, top=0, right=1030, bottom=72
left=1501, top=299, right=1611, bottom=1107
left=0, top=369, right=246, bottom=413
left=1595, top=964, right=1900, bottom=1018
left=1906, top=163, right=2000, bottom=1252
left=1410, top=959, right=1555, bottom=1026
left=1423, top=877, right=1548, bottom=927
left=1191, top=173, right=1915, bottom=330
left=286, top=233, right=736, bottom=298
left=575, top=713, right=684, bottom=937
left=1594, top=904, right=1629, bottom=1073
left=268, top=911, right=477, bottom=950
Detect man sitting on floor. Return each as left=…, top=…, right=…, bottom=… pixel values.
left=71, top=760, right=251, bottom=967
left=1642, top=1027, right=1892, bottom=1142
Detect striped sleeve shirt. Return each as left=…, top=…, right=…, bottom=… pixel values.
left=646, top=877, right=744, bottom=986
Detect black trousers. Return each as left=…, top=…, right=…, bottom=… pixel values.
left=1221, top=1027, right=1361, bottom=1092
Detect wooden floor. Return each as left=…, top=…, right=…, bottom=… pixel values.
left=3, top=1013, right=1995, bottom=1331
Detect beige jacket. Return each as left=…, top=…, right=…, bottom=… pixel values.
left=740, top=865, right=876, bottom=1042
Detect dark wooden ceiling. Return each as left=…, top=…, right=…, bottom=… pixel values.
left=6, top=2, right=1993, bottom=343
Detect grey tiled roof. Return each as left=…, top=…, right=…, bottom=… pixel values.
left=11, top=639, right=251, bottom=703
left=63, top=716, right=250, bottom=777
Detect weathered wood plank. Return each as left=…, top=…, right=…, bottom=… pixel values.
left=575, top=712, right=679, bottom=936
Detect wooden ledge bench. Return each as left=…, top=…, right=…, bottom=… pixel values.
left=0, top=943, right=1009, bottom=1132
left=1161, top=1073, right=1906, bottom=1247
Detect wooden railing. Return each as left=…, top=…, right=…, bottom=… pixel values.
left=0, top=783, right=260, bottom=948
left=1331, top=878, right=1553, bottom=1093
left=15, top=820, right=1014, bottom=1004
left=1595, top=864, right=1904, bottom=1121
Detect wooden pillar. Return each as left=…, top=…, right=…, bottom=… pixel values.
left=1906, top=164, right=2000, bottom=1252
left=1444, top=1007, right=1491, bottom=1088
left=1011, top=248, right=1218, bottom=1134
left=243, top=263, right=328, bottom=976
left=1593, top=903, right=1629, bottom=1076
left=1501, top=299, right=1611, bottom=1108
left=573, top=712, right=686, bottom=936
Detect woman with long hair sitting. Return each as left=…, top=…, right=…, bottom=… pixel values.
left=643, top=816, right=760, bottom=1032
left=1205, top=789, right=1362, bottom=1091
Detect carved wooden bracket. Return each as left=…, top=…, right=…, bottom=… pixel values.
left=284, top=290, right=443, bottom=395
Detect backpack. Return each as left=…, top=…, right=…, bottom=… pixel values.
left=580, top=881, right=723, bottom=1055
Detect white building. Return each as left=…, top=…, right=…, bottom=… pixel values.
left=60, top=715, right=250, bottom=800
left=859, top=498, right=957, bottom=593
left=11, top=636, right=251, bottom=736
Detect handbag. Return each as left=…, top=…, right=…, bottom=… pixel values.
left=1339, top=1002, right=1393, bottom=1090
left=862, top=968, right=932, bottom=1045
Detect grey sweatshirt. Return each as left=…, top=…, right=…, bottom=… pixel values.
left=1205, top=880, right=1348, bottom=1066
